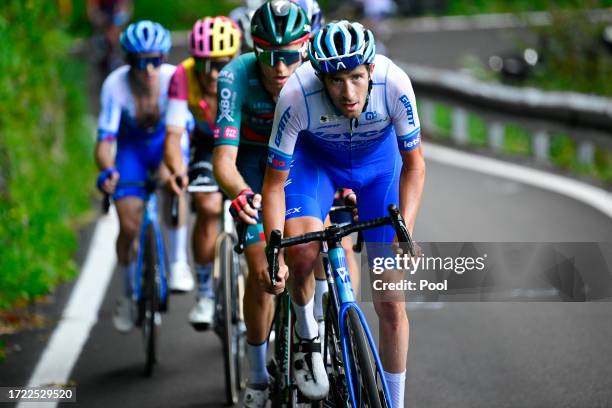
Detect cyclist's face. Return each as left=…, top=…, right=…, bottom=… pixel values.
left=194, top=57, right=232, bottom=94
left=322, top=64, right=373, bottom=119
left=130, top=52, right=162, bottom=87
left=257, top=42, right=305, bottom=97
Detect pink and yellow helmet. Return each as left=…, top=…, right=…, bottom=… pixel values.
left=189, top=16, right=241, bottom=58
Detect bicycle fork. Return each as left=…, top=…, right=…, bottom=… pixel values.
left=326, top=245, right=393, bottom=408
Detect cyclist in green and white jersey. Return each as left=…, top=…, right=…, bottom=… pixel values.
left=211, top=1, right=311, bottom=406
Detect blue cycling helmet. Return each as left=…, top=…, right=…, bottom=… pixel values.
left=120, top=20, right=172, bottom=55
left=309, top=20, right=375, bottom=74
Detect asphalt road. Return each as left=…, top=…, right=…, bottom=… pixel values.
left=58, top=156, right=612, bottom=408
left=4, top=19, right=612, bottom=408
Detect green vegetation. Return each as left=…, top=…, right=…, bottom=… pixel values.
left=432, top=103, right=452, bottom=138
left=467, top=114, right=487, bottom=146
left=70, top=0, right=241, bottom=32
left=446, top=0, right=612, bottom=15
left=0, top=1, right=95, bottom=309
left=503, top=125, right=531, bottom=156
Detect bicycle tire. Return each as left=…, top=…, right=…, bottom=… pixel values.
left=346, top=308, right=387, bottom=408
left=323, top=295, right=350, bottom=408
left=142, top=224, right=160, bottom=377
left=218, top=234, right=240, bottom=405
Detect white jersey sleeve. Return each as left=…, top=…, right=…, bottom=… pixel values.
left=267, top=73, right=309, bottom=171
left=97, top=67, right=126, bottom=142
left=385, top=61, right=421, bottom=151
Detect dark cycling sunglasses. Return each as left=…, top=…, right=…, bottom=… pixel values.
left=194, top=58, right=230, bottom=74
left=130, top=56, right=164, bottom=70
left=255, top=47, right=304, bottom=66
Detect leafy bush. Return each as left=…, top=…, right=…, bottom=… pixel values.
left=0, top=1, right=95, bottom=309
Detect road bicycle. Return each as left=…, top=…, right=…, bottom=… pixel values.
left=267, top=204, right=414, bottom=408
left=103, top=175, right=178, bottom=376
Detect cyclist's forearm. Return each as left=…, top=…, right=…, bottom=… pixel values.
left=399, top=151, right=426, bottom=234
left=212, top=146, right=250, bottom=198
left=94, top=140, right=115, bottom=170
left=262, top=169, right=287, bottom=244
left=164, top=127, right=186, bottom=175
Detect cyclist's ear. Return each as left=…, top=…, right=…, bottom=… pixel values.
left=368, top=63, right=375, bottom=77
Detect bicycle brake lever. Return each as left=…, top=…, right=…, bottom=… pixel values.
left=267, top=230, right=282, bottom=287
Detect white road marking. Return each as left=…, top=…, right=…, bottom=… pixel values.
left=18, top=208, right=118, bottom=407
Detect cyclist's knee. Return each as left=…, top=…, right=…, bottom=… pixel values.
left=287, top=242, right=319, bottom=277
left=374, top=301, right=407, bottom=328
left=193, top=192, right=223, bottom=218
left=118, top=217, right=140, bottom=241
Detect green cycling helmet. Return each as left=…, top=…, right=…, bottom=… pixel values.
left=251, top=0, right=311, bottom=46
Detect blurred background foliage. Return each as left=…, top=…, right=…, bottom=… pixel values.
left=0, top=0, right=95, bottom=309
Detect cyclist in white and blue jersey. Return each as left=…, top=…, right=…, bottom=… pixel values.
left=95, top=21, right=192, bottom=333
left=262, top=20, right=425, bottom=406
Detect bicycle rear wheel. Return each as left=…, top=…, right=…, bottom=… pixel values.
left=142, top=224, right=160, bottom=377
left=216, top=233, right=244, bottom=405
left=345, top=308, right=389, bottom=408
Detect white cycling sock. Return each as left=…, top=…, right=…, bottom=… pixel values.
left=196, top=263, right=214, bottom=299
left=314, top=278, right=328, bottom=321
left=384, top=370, right=406, bottom=408
left=246, top=341, right=269, bottom=386
left=166, top=224, right=188, bottom=264
left=293, top=296, right=318, bottom=340
left=121, top=261, right=137, bottom=297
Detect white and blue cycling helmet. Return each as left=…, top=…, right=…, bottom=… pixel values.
left=309, top=20, right=375, bottom=74
left=120, top=20, right=172, bottom=55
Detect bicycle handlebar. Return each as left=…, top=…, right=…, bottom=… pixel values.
left=267, top=204, right=415, bottom=286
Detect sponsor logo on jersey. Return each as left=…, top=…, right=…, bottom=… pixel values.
left=399, top=95, right=416, bottom=126
left=315, top=123, right=341, bottom=130
left=224, top=126, right=238, bottom=139
left=274, top=107, right=291, bottom=147
left=403, top=134, right=421, bottom=150
left=219, top=70, right=234, bottom=83
left=218, top=88, right=234, bottom=122
left=213, top=127, right=220, bottom=138
left=286, top=206, right=302, bottom=216
left=365, top=111, right=378, bottom=121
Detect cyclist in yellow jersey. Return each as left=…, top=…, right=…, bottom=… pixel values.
left=164, top=16, right=241, bottom=329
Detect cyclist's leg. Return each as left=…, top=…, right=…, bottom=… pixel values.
left=188, top=138, right=222, bottom=314
left=237, top=146, right=273, bottom=401
left=358, top=146, right=408, bottom=408
left=112, top=138, right=147, bottom=331
left=243, top=237, right=274, bottom=382
left=284, top=143, right=335, bottom=400
left=157, top=131, right=193, bottom=291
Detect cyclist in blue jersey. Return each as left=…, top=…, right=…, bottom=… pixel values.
left=262, top=20, right=426, bottom=407
left=95, top=21, right=192, bottom=333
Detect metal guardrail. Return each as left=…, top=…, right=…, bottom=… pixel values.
left=401, top=62, right=612, bottom=173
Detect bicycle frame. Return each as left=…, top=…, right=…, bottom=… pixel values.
left=323, top=242, right=392, bottom=408
left=132, top=192, right=168, bottom=307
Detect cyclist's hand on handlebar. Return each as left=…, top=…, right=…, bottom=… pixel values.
left=392, top=236, right=423, bottom=257
left=168, top=173, right=187, bottom=196
left=230, top=189, right=261, bottom=225
left=97, top=168, right=119, bottom=194
left=260, top=262, right=288, bottom=295
left=341, top=188, right=359, bottom=222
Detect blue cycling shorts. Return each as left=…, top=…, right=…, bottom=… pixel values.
left=114, top=130, right=188, bottom=200
left=285, top=133, right=402, bottom=245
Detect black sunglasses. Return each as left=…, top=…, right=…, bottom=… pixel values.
left=194, top=58, right=230, bottom=74
left=129, top=55, right=164, bottom=70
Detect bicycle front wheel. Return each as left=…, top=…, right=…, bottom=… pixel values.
left=345, top=308, right=388, bottom=408
left=142, top=223, right=160, bottom=377
left=216, top=233, right=243, bottom=405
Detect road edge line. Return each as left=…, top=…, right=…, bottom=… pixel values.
left=17, top=208, right=118, bottom=407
